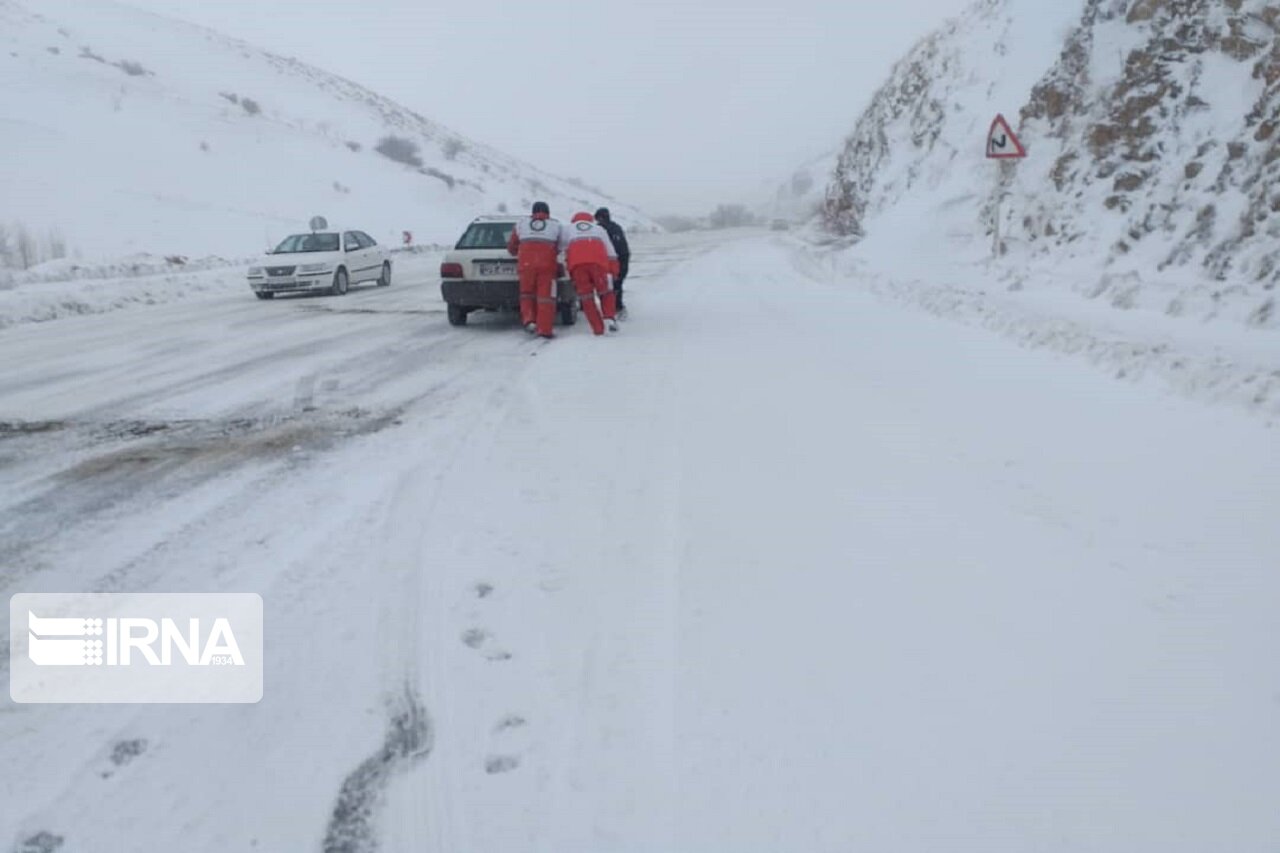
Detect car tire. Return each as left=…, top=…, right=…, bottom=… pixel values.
left=447, top=304, right=468, bottom=326
left=377, top=261, right=391, bottom=287
left=254, top=291, right=274, bottom=300
left=558, top=301, right=577, bottom=326
left=330, top=268, right=349, bottom=297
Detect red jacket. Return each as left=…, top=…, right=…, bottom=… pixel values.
left=564, top=212, right=620, bottom=276
left=507, top=213, right=566, bottom=272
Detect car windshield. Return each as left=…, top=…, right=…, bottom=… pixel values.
left=272, top=233, right=339, bottom=253
left=455, top=222, right=513, bottom=250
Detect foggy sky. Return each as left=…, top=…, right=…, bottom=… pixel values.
left=123, top=0, right=972, bottom=215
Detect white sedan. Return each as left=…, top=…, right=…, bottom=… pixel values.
left=247, top=229, right=391, bottom=299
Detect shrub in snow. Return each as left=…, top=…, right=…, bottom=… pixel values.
left=442, top=138, right=464, bottom=160
left=375, top=136, right=424, bottom=168
left=114, top=59, right=149, bottom=77
left=218, top=92, right=260, bottom=115
left=345, top=140, right=362, bottom=152
left=422, top=168, right=456, bottom=190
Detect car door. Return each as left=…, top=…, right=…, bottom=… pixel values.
left=357, top=232, right=383, bottom=274
left=342, top=231, right=369, bottom=282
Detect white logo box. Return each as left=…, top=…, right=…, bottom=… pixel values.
left=10, top=593, right=263, bottom=704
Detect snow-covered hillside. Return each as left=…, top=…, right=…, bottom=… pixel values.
left=0, top=0, right=652, bottom=260
left=818, top=0, right=1278, bottom=328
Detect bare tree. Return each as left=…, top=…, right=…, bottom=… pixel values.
left=47, top=227, right=67, bottom=261
left=0, top=223, right=11, bottom=268
left=15, top=225, right=38, bottom=269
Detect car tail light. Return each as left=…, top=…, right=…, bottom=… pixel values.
left=440, top=262, right=464, bottom=279
left=556, top=262, right=566, bottom=277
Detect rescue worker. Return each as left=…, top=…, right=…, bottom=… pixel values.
left=507, top=201, right=567, bottom=338
left=594, top=207, right=631, bottom=316
left=565, top=211, right=620, bottom=335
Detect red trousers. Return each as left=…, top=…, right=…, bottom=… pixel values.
left=570, top=264, right=616, bottom=335
left=519, top=264, right=557, bottom=336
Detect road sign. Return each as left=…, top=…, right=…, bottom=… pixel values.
left=986, top=114, right=1027, bottom=159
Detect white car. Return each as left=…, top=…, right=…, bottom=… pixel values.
left=439, top=216, right=575, bottom=326
left=247, top=229, right=391, bottom=299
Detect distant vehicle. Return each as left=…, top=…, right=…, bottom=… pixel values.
left=770, top=219, right=791, bottom=231
left=247, top=229, right=391, bottom=299
left=439, top=216, right=577, bottom=327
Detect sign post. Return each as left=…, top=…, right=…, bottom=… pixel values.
left=986, top=114, right=1027, bottom=258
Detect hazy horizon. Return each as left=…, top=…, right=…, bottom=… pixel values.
left=120, top=0, right=973, bottom=216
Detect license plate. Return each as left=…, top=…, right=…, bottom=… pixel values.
left=477, top=262, right=515, bottom=277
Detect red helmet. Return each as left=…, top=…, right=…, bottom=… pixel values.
left=571, top=211, right=594, bottom=223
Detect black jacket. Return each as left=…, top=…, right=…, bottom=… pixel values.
left=599, top=219, right=630, bottom=262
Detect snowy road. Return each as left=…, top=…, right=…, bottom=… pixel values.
left=2, top=233, right=1278, bottom=852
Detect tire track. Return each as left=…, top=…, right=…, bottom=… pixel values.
left=321, top=686, right=433, bottom=853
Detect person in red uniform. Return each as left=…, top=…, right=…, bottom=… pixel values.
left=507, top=201, right=567, bottom=338
left=564, top=212, right=620, bottom=335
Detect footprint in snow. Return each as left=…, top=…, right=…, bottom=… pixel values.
left=485, top=715, right=529, bottom=776
left=493, top=714, right=526, bottom=733
left=14, top=831, right=64, bottom=853
left=484, top=754, right=521, bottom=775
left=460, top=628, right=512, bottom=661
left=100, top=738, right=148, bottom=779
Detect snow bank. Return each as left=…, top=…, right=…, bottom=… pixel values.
left=794, top=239, right=1280, bottom=420
left=0, top=248, right=445, bottom=329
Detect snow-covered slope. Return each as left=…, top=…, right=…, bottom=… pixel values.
left=818, top=0, right=1278, bottom=328
left=1013, top=0, right=1279, bottom=298
left=0, top=0, right=653, bottom=260
left=820, top=0, right=1082, bottom=241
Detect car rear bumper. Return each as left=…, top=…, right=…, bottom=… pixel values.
left=441, top=279, right=574, bottom=309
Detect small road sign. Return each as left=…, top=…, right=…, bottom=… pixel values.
left=987, top=114, right=1027, bottom=159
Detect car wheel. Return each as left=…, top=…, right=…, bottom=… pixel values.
left=447, top=304, right=468, bottom=326
left=330, top=268, right=349, bottom=296
left=255, top=291, right=274, bottom=300
left=377, top=261, right=391, bottom=287
left=558, top=301, right=577, bottom=326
